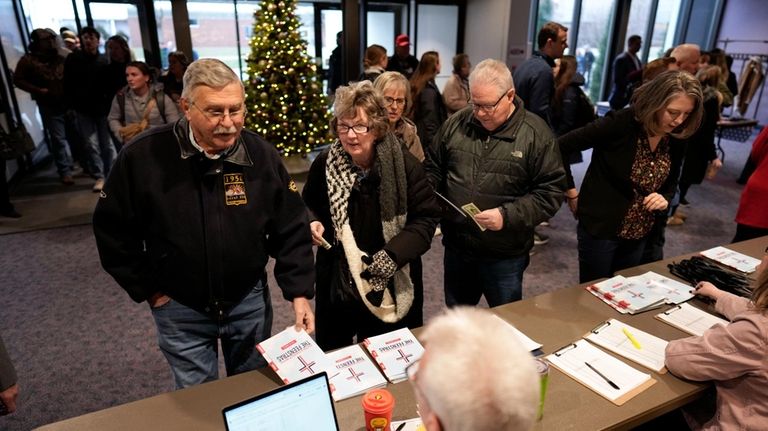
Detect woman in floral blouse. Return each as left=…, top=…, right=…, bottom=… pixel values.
left=558, top=70, right=703, bottom=283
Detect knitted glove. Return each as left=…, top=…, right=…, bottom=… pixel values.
left=365, top=276, right=389, bottom=306
left=360, top=250, right=397, bottom=281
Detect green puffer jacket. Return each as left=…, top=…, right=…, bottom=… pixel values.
left=425, top=97, right=566, bottom=257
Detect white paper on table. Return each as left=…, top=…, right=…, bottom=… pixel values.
left=391, top=418, right=424, bottom=431
left=584, top=319, right=668, bottom=372
left=700, top=246, right=761, bottom=273
left=655, top=303, right=729, bottom=336
left=634, top=271, right=694, bottom=304
left=546, top=339, right=652, bottom=402
left=490, top=314, right=543, bottom=351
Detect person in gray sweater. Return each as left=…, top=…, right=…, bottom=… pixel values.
left=108, top=61, right=179, bottom=146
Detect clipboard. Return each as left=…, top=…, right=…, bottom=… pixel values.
left=546, top=340, right=656, bottom=406
left=584, top=319, right=668, bottom=373
left=654, top=303, right=729, bottom=336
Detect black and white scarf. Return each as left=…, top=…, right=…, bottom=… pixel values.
left=326, top=132, right=413, bottom=322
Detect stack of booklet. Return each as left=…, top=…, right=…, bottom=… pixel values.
left=700, top=246, right=761, bottom=273
left=257, top=327, right=420, bottom=401
left=326, top=344, right=387, bottom=401
left=587, top=271, right=694, bottom=314
left=256, top=327, right=333, bottom=384
left=363, top=327, right=425, bottom=383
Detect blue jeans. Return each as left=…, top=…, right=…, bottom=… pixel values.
left=39, top=106, right=73, bottom=177
left=74, top=112, right=115, bottom=178
left=150, top=282, right=273, bottom=389
left=444, top=246, right=529, bottom=307
left=577, top=223, right=647, bottom=283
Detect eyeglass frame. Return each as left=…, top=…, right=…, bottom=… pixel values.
left=336, top=124, right=370, bottom=135
left=190, top=101, right=247, bottom=123
left=383, top=96, right=407, bottom=108
left=470, top=89, right=511, bottom=114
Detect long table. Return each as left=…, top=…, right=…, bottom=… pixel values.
left=37, top=237, right=766, bottom=431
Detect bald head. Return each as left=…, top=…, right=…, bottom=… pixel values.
left=670, top=44, right=701, bottom=75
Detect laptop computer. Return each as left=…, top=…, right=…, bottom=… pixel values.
left=223, top=371, right=340, bottom=431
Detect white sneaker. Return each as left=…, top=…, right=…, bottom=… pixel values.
left=92, top=178, right=105, bottom=192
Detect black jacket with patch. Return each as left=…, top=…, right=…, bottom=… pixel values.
left=93, top=119, right=315, bottom=316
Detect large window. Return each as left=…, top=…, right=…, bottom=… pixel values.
left=154, top=1, right=176, bottom=69
left=536, top=0, right=575, bottom=54
left=626, top=0, right=653, bottom=61
left=575, top=0, right=616, bottom=100
left=416, top=4, right=459, bottom=91
left=88, top=2, right=145, bottom=61
left=649, top=0, right=681, bottom=61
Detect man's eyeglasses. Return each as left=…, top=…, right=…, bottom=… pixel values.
left=470, top=90, right=510, bottom=114
left=191, top=102, right=246, bottom=122
left=336, top=124, right=369, bottom=134
left=383, top=97, right=406, bottom=108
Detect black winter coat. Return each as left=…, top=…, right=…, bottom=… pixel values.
left=559, top=108, right=686, bottom=239
left=302, top=141, right=440, bottom=307
left=413, top=80, right=447, bottom=148
left=93, top=120, right=315, bottom=316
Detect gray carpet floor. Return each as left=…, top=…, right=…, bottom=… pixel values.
left=0, top=132, right=757, bottom=431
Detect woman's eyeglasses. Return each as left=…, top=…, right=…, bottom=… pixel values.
left=336, top=124, right=369, bottom=134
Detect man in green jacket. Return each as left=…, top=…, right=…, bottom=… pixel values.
left=425, top=58, right=565, bottom=307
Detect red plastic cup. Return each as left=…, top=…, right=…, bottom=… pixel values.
left=361, top=388, right=395, bottom=431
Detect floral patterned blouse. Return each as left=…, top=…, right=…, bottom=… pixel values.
left=617, top=135, right=671, bottom=240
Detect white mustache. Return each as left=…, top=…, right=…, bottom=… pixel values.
left=213, top=126, right=237, bottom=135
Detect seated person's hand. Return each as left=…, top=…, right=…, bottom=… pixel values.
left=693, top=281, right=725, bottom=302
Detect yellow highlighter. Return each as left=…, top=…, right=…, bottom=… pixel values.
left=622, top=328, right=642, bottom=350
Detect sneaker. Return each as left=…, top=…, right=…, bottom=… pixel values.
left=0, top=209, right=22, bottom=218
left=667, top=216, right=685, bottom=226
left=538, top=221, right=550, bottom=227
left=61, top=175, right=75, bottom=185
left=92, top=178, right=105, bottom=192
left=680, top=197, right=690, bottom=206
left=533, top=231, right=549, bottom=245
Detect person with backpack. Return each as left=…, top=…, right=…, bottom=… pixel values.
left=108, top=61, right=179, bottom=147
left=552, top=55, right=597, bottom=163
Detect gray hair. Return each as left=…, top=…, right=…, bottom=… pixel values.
left=330, top=80, right=389, bottom=138
left=468, top=59, right=515, bottom=98
left=373, top=71, right=412, bottom=114
left=418, top=307, right=539, bottom=431
left=181, top=58, right=244, bottom=102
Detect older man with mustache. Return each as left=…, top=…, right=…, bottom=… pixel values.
left=93, top=59, right=315, bottom=389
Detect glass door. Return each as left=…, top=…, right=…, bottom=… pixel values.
left=83, top=0, right=161, bottom=66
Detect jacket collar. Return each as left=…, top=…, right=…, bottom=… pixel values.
left=533, top=51, right=556, bottom=67
left=467, top=95, right=525, bottom=142
left=173, top=118, right=253, bottom=167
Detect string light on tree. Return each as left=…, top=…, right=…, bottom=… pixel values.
left=245, top=0, right=332, bottom=156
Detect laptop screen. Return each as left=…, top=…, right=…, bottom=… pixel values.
left=223, top=372, right=340, bottom=431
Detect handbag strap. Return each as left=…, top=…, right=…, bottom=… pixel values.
left=142, top=97, right=157, bottom=123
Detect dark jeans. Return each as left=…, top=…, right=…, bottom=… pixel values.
left=0, top=159, right=13, bottom=213
left=733, top=223, right=768, bottom=243
left=443, top=246, right=529, bottom=307
left=39, top=106, right=74, bottom=177
left=577, top=223, right=647, bottom=283
left=150, top=282, right=273, bottom=389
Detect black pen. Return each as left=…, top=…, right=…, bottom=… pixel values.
left=584, top=361, right=620, bottom=390
left=395, top=423, right=407, bottom=431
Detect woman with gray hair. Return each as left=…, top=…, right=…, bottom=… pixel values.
left=302, top=80, right=440, bottom=350
left=373, top=71, right=424, bottom=161
left=559, top=70, right=704, bottom=282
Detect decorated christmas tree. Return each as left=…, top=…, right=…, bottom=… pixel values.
left=244, top=0, right=332, bottom=156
